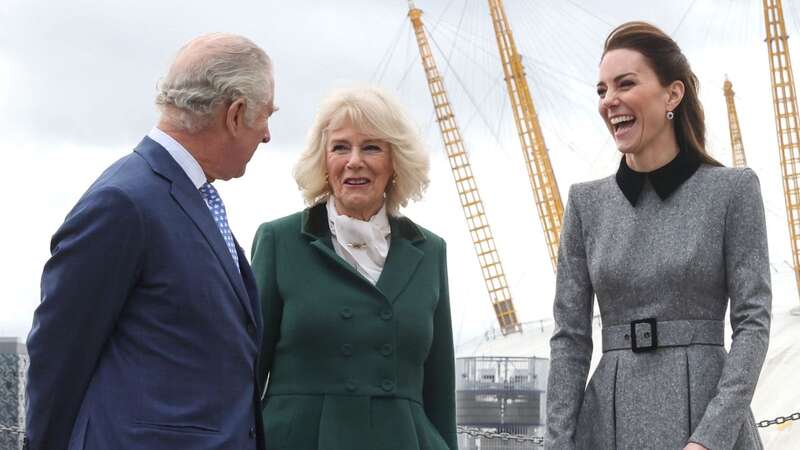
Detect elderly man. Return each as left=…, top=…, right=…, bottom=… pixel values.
left=25, top=33, right=275, bottom=450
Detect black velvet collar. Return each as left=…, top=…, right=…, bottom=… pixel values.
left=615, top=149, right=701, bottom=206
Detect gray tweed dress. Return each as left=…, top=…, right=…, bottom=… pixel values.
left=545, top=151, right=771, bottom=450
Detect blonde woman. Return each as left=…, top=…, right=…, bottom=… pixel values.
left=251, top=86, right=457, bottom=450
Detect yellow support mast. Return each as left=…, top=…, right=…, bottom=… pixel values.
left=723, top=78, right=748, bottom=168
left=487, top=0, right=564, bottom=272
left=763, top=0, right=800, bottom=305
left=407, top=1, right=521, bottom=334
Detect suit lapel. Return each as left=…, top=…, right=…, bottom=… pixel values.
left=375, top=218, right=424, bottom=304
left=237, top=241, right=261, bottom=337
left=301, top=203, right=425, bottom=304
left=135, top=138, right=257, bottom=326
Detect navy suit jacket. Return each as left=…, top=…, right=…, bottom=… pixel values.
left=25, top=137, right=264, bottom=450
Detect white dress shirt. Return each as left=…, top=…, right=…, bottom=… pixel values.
left=147, top=127, right=207, bottom=189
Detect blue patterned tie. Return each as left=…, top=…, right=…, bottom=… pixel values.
left=199, top=182, right=240, bottom=270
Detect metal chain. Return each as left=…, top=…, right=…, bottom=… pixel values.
left=0, top=423, right=25, bottom=434
left=457, top=425, right=545, bottom=445
left=756, top=412, right=800, bottom=428
left=1, top=412, right=797, bottom=440
left=456, top=411, right=800, bottom=445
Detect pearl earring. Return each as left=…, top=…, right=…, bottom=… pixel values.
left=666, top=111, right=674, bottom=120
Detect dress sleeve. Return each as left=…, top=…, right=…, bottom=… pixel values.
left=251, top=222, right=285, bottom=399
left=26, top=187, right=145, bottom=450
left=545, top=186, right=595, bottom=450
left=690, top=168, right=771, bottom=449
left=422, top=238, right=458, bottom=450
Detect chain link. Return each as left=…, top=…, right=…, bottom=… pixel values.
left=756, top=412, right=800, bottom=428
left=456, top=411, right=800, bottom=445
left=1, top=412, right=797, bottom=440
left=0, top=423, right=25, bottom=434
left=457, top=425, right=545, bottom=445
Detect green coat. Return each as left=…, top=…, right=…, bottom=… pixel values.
left=251, top=203, right=457, bottom=450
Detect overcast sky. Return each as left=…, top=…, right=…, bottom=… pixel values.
left=1, top=0, right=798, bottom=346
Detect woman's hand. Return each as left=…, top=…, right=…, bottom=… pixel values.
left=683, top=443, right=708, bottom=450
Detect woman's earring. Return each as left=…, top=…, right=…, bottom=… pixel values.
left=325, top=172, right=329, bottom=182
left=666, top=111, right=674, bottom=120
left=392, top=174, right=398, bottom=185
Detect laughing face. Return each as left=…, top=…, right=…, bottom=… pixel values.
left=597, top=48, right=679, bottom=159
left=325, top=122, right=394, bottom=220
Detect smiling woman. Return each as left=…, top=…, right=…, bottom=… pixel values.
left=249, top=86, right=457, bottom=450
left=324, top=122, right=395, bottom=220
left=546, top=22, right=770, bottom=450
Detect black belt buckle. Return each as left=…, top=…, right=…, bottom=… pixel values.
left=630, top=318, right=658, bottom=353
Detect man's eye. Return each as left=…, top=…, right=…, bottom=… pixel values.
left=597, top=88, right=606, bottom=98
left=619, top=80, right=634, bottom=88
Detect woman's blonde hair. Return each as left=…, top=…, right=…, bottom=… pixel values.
left=293, top=86, right=430, bottom=216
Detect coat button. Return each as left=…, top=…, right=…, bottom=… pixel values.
left=624, top=334, right=630, bottom=340
left=340, top=307, right=353, bottom=319
left=380, top=309, right=393, bottom=321
left=341, top=344, right=353, bottom=356
left=380, top=344, right=393, bottom=356
left=381, top=379, right=395, bottom=392
left=249, top=426, right=256, bottom=439
left=346, top=379, right=357, bottom=392
left=246, top=323, right=256, bottom=335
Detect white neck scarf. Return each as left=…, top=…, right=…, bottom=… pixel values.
left=326, top=196, right=391, bottom=285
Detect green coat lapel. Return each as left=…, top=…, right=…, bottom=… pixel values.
left=376, top=217, right=424, bottom=304
left=300, top=203, right=426, bottom=304
left=301, top=204, right=369, bottom=288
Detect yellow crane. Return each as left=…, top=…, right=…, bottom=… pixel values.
left=487, top=0, right=564, bottom=272
left=407, top=1, right=521, bottom=334
left=762, top=0, right=800, bottom=305
left=723, top=78, right=748, bottom=168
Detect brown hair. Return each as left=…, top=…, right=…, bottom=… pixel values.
left=603, top=21, right=722, bottom=166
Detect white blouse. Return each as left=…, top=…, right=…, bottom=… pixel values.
left=325, top=196, right=391, bottom=285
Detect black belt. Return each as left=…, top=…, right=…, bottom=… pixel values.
left=602, top=319, right=724, bottom=353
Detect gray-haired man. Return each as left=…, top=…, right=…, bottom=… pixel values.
left=26, top=33, right=275, bottom=450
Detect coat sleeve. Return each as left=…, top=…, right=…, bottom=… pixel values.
left=251, top=222, right=284, bottom=400
left=25, top=186, right=144, bottom=450
left=689, top=168, right=771, bottom=449
left=545, top=186, right=595, bottom=450
left=422, top=238, right=458, bottom=450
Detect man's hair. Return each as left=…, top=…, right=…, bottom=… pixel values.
left=155, top=33, right=273, bottom=133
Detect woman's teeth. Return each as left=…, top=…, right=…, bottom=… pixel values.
left=611, top=115, right=635, bottom=132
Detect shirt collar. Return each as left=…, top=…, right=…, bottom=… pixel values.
left=147, top=127, right=207, bottom=189
left=615, top=148, right=701, bottom=206
left=325, top=196, right=391, bottom=239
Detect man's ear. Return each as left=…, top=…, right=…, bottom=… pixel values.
left=225, top=98, right=247, bottom=135
left=666, top=80, right=685, bottom=112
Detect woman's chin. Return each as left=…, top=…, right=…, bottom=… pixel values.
left=615, top=143, right=638, bottom=155
left=335, top=196, right=383, bottom=217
